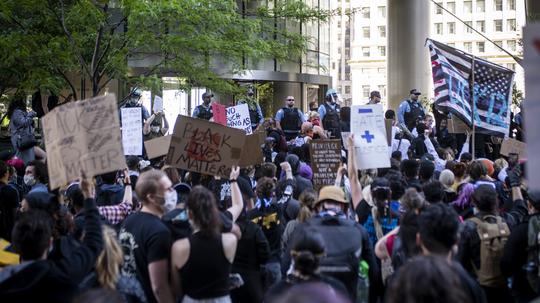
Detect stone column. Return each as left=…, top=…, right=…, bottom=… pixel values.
left=387, top=0, right=432, bottom=110
left=527, top=0, right=540, bottom=22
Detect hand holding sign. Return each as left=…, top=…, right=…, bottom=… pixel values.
left=350, top=105, right=390, bottom=170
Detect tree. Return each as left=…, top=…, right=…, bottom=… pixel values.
left=0, top=0, right=328, bottom=99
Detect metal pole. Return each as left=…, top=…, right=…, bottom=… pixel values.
left=471, top=55, right=476, bottom=160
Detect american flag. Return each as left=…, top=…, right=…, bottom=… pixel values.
left=426, top=39, right=515, bottom=137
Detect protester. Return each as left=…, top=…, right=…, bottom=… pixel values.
left=119, top=170, right=174, bottom=303
left=0, top=160, right=19, bottom=241
left=143, top=111, right=169, bottom=140
left=7, top=96, right=46, bottom=164
left=24, top=160, right=48, bottom=194
left=0, top=172, right=103, bottom=303
left=367, top=91, right=381, bottom=105
left=237, top=85, right=264, bottom=131
left=318, top=89, right=341, bottom=139
left=192, top=92, right=214, bottom=120
left=275, top=96, right=306, bottom=141
left=123, top=89, right=150, bottom=123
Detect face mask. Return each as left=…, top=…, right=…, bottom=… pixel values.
left=24, top=175, right=36, bottom=186
left=163, top=190, right=177, bottom=213
left=151, top=126, right=160, bottom=133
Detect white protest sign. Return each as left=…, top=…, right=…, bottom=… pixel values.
left=350, top=104, right=390, bottom=169
left=121, top=107, right=143, bottom=155
left=524, top=23, right=540, bottom=190
left=153, top=95, right=163, bottom=113
left=226, top=103, right=252, bottom=134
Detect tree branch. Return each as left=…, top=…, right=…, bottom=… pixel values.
left=55, top=67, right=78, bottom=101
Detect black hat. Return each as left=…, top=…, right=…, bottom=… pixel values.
left=410, top=89, right=421, bottom=95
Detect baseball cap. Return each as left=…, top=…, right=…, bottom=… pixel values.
left=317, top=186, right=348, bottom=204
left=202, top=92, right=214, bottom=99
left=410, top=89, right=421, bottom=95
left=325, top=89, right=338, bottom=97
left=370, top=91, right=381, bottom=98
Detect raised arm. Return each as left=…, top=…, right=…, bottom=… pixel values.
left=347, top=134, right=363, bottom=209
left=228, top=166, right=243, bottom=223
left=143, top=113, right=157, bottom=135
left=161, top=114, right=169, bottom=134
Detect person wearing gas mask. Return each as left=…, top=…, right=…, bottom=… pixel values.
left=123, top=88, right=150, bottom=123
left=192, top=92, right=214, bottom=121
left=237, top=85, right=264, bottom=131
left=143, top=111, right=169, bottom=141
left=318, top=89, right=342, bottom=139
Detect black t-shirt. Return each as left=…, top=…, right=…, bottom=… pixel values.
left=265, top=274, right=349, bottom=303
left=247, top=202, right=284, bottom=262
left=119, top=212, right=171, bottom=303
left=209, top=178, right=255, bottom=210
left=0, top=182, right=19, bottom=240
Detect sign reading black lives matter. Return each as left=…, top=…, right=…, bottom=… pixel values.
left=166, top=115, right=246, bottom=178
left=42, top=94, right=126, bottom=190
left=309, top=139, right=342, bottom=190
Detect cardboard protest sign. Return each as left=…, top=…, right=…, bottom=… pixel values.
left=524, top=23, right=540, bottom=190
left=42, top=94, right=126, bottom=190
left=310, top=140, right=342, bottom=190
left=227, top=103, right=252, bottom=134
left=500, top=137, right=527, bottom=159
left=153, top=95, right=163, bottom=113
left=448, top=117, right=471, bottom=134
left=350, top=105, right=390, bottom=169
left=144, top=135, right=172, bottom=159
left=121, top=107, right=143, bottom=155
left=239, top=133, right=264, bottom=167
left=212, top=103, right=227, bottom=126
left=341, top=132, right=351, bottom=149
left=166, top=115, right=245, bottom=178
left=385, top=119, right=393, bottom=146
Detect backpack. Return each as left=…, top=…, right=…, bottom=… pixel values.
left=468, top=215, right=510, bottom=287
left=371, top=207, right=395, bottom=284
left=526, top=215, right=540, bottom=292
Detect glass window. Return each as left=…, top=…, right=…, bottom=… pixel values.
left=507, top=19, right=517, bottom=31
left=345, top=73, right=350, bottom=81
left=448, top=2, right=456, bottom=13
left=345, top=86, right=351, bottom=94
left=494, top=0, right=503, bottom=11
left=477, top=41, right=485, bottom=52
left=507, top=40, right=517, bottom=51
left=363, top=27, right=370, bottom=38
left=465, top=21, right=473, bottom=33
left=464, top=42, right=472, bottom=53
left=378, top=85, right=386, bottom=97
left=494, top=19, right=503, bottom=32
left=378, top=46, right=386, bottom=56
left=378, top=26, right=386, bottom=38
left=476, top=20, right=485, bottom=33
left=464, top=1, right=472, bottom=13
left=378, top=6, right=386, bottom=18
left=508, top=0, right=516, bottom=10
left=435, top=23, right=443, bottom=35
left=494, top=40, right=503, bottom=50
left=477, top=0, right=485, bottom=12
left=448, top=22, right=456, bottom=34
left=362, top=85, right=370, bottom=98
left=436, top=2, right=443, bottom=14
left=362, top=47, right=370, bottom=57
left=362, top=7, right=370, bottom=18
left=378, top=68, right=386, bottom=73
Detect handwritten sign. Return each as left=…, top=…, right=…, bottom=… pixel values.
left=153, top=95, right=163, bottom=113
left=310, top=140, right=342, bottom=190
left=166, top=115, right=245, bottom=178
left=212, top=103, right=227, bottom=126
left=42, top=94, right=126, bottom=190
left=448, top=117, right=471, bottom=134
left=144, top=135, right=172, bottom=159
left=121, top=108, right=143, bottom=155
left=227, top=103, right=252, bottom=134
left=500, top=138, right=527, bottom=159
left=350, top=105, right=390, bottom=169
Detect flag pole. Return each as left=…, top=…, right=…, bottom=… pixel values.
left=471, top=55, right=476, bottom=160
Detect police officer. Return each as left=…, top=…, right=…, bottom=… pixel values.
left=397, top=89, right=426, bottom=132
left=122, top=88, right=150, bottom=123
left=318, top=89, right=341, bottom=139
left=275, top=96, right=306, bottom=141
left=192, top=92, right=214, bottom=120
left=238, top=85, right=264, bottom=131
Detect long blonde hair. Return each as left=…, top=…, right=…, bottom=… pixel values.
left=96, top=226, right=124, bottom=289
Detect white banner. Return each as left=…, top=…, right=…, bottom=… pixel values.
left=226, top=103, right=252, bottom=134
left=121, top=107, right=143, bottom=155
left=350, top=104, right=390, bottom=169
left=153, top=95, right=163, bottom=113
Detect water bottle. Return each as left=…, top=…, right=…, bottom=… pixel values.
left=356, top=260, right=369, bottom=303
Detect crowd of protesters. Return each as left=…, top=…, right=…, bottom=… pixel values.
left=0, top=87, right=533, bottom=303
